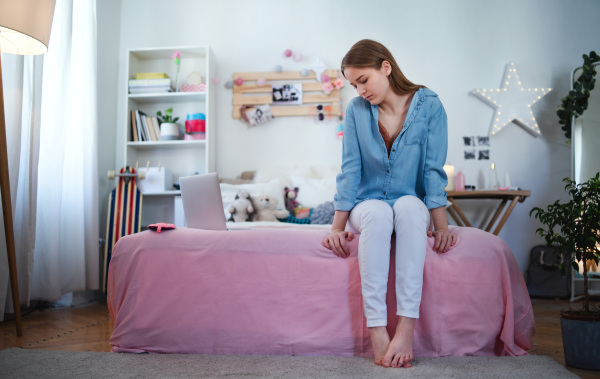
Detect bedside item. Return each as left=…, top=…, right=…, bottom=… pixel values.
left=455, top=171, right=465, bottom=191
left=443, top=164, right=455, bottom=191
left=488, top=163, right=499, bottom=189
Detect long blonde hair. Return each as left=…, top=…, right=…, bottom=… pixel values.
left=341, top=39, right=424, bottom=95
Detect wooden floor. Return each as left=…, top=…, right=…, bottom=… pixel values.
left=0, top=298, right=598, bottom=378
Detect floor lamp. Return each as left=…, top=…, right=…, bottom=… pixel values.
left=0, top=0, right=56, bottom=336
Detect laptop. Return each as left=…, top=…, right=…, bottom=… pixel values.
left=179, top=172, right=228, bottom=231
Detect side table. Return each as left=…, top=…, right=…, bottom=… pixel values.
left=445, top=190, right=531, bottom=235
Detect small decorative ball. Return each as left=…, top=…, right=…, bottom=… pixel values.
left=321, top=74, right=330, bottom=83
left=234, top=77, right=244, bottom=86
left=284, top=49, right=292, bottom=58
left=211, top=77, right=221, bottom=85
left=293, top=53, right=303, bottom=62
left=224, top=80, right=234, bottom=89
left=300, top=68, right=310, bottom=77
left=257, top=78, right=266, bottom=87
left=274, top=64, right=283, bottom=73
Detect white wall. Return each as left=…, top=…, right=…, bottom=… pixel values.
left=97, top=0, right=600, bottom=274
left=96, top=0, right=122, bottom=239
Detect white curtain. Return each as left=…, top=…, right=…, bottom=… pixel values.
left=31, top=0, right=99, bottom=300
left=0, top=54, right=43, bottom=318
left=0, top=0, right=98, bottom=318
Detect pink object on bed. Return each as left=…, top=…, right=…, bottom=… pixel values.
left=107, top=225, right=534, bottom=357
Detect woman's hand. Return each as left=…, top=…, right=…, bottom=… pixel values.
left=427, top=228, right=456, bottom=253
left=322, top=229, right=355, bottom=259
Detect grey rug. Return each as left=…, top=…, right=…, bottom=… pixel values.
left=0, top=348, right=578, bottom=379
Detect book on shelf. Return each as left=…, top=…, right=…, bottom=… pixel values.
left=128, top=78, right=174, bottom=94
left=136, top=72, right=169, bottom=80
left=129, top=86, right=173, bottom=94
left=130, top=110, right=139, bottom=142
left=151, top=116, right=161, bottom=141
left=131, top=110, right=163, bottom=142
left=128, top=78, right=172, bottom=87
left=134, top=109, right=149, bottom=141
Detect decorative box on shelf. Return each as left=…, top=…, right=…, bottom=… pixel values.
left=181, top=83, right=207, bottom=92
left=137, top=166, right=172, bottom=194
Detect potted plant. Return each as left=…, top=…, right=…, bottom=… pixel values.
left=157, top=108, right=180, bottom=140
left=530, top=174, right=600, bottom=370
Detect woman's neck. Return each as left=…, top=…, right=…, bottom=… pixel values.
left=378, top=90, right=412, bottom=115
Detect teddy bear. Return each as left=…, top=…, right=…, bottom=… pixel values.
left=251, top=193, right=289, bottom=222
left=227, top=190, right=254, bottom=222
left=284, top=186, right=300, bottom=214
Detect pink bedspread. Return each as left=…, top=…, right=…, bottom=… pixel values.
left=107, top=225, right=534, bottom=356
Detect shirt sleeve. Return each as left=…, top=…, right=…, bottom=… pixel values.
left=333, top=101, right=362, bottom=211
left=423, top=100, right=448, bottom=210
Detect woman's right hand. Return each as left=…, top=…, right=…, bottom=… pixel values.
left=322, top=229, right=355, bottom=259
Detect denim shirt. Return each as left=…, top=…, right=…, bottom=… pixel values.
left=334, top=87, right=448, bottom=212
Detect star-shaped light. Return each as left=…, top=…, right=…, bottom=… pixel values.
left=472, top=62, right=551, bottom=136
left=311, top=57, right=327, bottom=82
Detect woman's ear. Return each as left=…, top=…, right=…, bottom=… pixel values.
left=381, top=61, right=392, bottom=77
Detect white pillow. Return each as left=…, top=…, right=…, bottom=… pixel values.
left=290, top=175, right=337, bottom=208
left=220, top=179, right=286, bottom=218
left=253, top=166, right=313, bottom=189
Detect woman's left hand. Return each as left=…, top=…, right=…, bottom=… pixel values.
left=427, top=228, right=456, bottom=253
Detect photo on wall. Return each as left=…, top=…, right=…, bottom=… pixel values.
left=272, top=83, right=303, bottom=105
left=463, top=135, right=490, bottom=160
left=245, top=105, right=274, bottom=127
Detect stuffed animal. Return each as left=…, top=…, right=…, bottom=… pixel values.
left=251, top=193, right=289, bottom=222
left=310, top=201, right=335, bottom=224
left=227, top=190, right=254, bottom=222
left=284, top=186, right=300, bottom=214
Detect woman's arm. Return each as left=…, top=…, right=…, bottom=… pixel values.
left=322, top=210, right=354, bottom=259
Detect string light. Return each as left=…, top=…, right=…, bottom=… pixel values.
left=472, top=62, right=551, bottom=136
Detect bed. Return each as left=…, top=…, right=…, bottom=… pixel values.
left=107, top=221, right=535, bottom=357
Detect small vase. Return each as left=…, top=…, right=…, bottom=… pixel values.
left=160, top=123, right=180, bottom=140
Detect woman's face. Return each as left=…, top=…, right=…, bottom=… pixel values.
left=343, top=62, right=391, bottom=105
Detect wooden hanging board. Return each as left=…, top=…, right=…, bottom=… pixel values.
left=232, top=70, right=342, bottom=119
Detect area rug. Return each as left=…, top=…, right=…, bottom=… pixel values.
left=0, top=348, right=577, bottom=379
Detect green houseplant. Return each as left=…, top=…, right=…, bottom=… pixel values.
left=556, top=51, right=599, bottom=140
left=156, top=108, right=180, bottom=140
left=156, top=108, right=179, bottom=125
left=530, top=174, right=600, bottom=370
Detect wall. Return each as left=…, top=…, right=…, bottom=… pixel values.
left=97, top=0, right=600, bottom=274
left=96, top=0, right=122, bottom=240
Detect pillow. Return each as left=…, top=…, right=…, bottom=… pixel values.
left=220, top=179, right=286, bottom=218
left=253, top=166, right=313, bottom=188
left=290, top=175, right=337, bottom=208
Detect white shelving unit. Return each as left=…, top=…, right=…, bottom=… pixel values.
left=123, top=46, right=215, bottom=226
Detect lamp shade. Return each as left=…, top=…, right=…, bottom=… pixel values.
left=0, top=0, right=56, bottom=55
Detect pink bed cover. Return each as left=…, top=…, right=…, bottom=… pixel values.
left=108, top=225, right=534, bottom=357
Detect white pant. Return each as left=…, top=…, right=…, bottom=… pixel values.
left=347, top=196, right=430, bottom=327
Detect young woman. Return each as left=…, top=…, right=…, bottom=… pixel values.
left=322, top=39, right=457, bottom=369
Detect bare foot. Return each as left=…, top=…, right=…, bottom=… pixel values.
left=368, top=326, right=391, bottom=367
left=384, top=316, right=415, bottom=368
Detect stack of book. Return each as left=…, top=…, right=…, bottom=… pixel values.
left=130, top=109, right=163, bottom=142
left=129, top=73, right=173, bottom=93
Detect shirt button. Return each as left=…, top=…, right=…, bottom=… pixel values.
left=383, top=192, right=386, bottom=195
left=387, top=170, right=390, bottom=173
left=392, top=149, right=396, bottom=152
